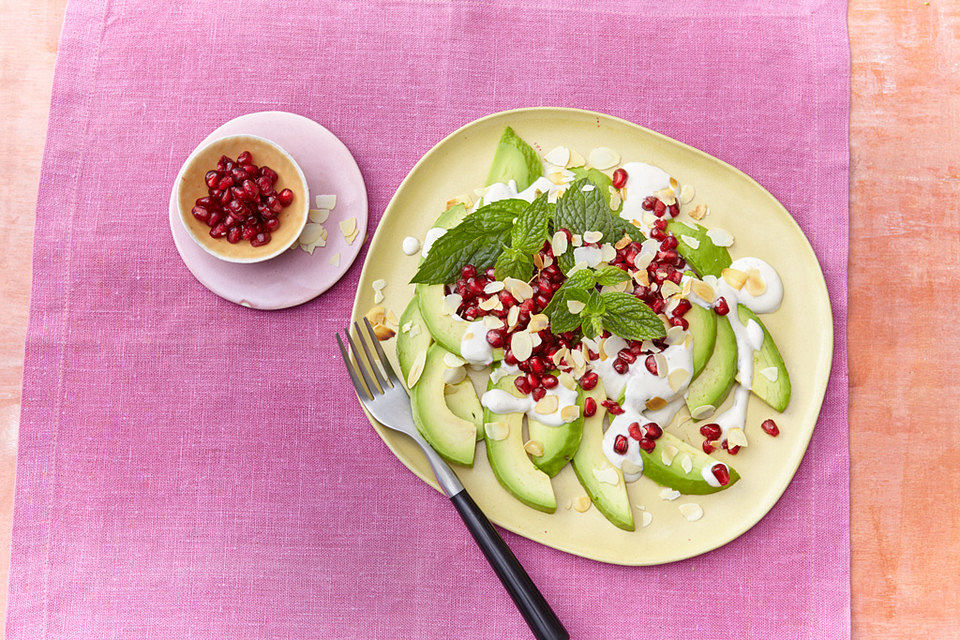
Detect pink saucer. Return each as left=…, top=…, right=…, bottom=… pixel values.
left=169, top=111, right=368, bottom=310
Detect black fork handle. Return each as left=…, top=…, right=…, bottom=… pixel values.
left=450, top=490, right=569, bottom=640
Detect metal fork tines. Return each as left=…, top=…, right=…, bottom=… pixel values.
left=337, top=318, right=400, bottom=402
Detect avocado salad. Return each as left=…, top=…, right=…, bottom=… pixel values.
left=389, top=126, right=791, bottom=531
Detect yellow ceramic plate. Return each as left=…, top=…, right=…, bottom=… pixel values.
left=350, top=108, right=833, bottom=565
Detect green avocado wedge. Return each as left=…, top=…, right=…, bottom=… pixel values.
left=410, top=345, right=478, bottom=466
left=570, top=381, right=635, bottom=531
left=483, top=373, right=557, bottom=513
left=666, top=219, right=732, bottom=278
left=485, top=126, right=543, bottom=192
left=639, top=432, right=740, bottom=495
left=737, top=305, right=791, bottom=412
left=686, top=304, right=717, bottom=380
left=397, top=297, right=432, bottom=385
left=444, top=379, right=485, bottom=441
left=526, top=379, right=584, bottom=477
left=685, top=315, right=738, bottom=415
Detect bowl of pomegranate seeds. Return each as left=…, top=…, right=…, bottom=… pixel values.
left=176, top=134, right=308, bottom=263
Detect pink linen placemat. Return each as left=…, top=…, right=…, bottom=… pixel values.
left=8, top=1, right=850, bottom=638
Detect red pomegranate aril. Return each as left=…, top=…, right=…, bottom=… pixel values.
left=583, top=397, right=597, bottom=417
left=638, top=437, right=656, bottom=453
left=263, top=217, right=280, bottom=232
left=628, top=422, right=643, bottom=440
left=231, top=167, right=248, bottom=183
left=541, top=374, right=558, bottom=389
left=485, top=330, right=504, bottom=348
left=534, top=293, right=551, bottom=310
left=260, top=166, right=278, bottom=184
left=657, top=250, right=678, bottom=263
left=669, top=316, right=689, bottom=330
left=503, top=350, right=517, bottom=366
left=250, top=232, right=271, bottom=247
left=613, top=358, right=629, bottom=374
left=514, top=376, right=531, bottom=394
left=650, top=228, right=666, bottom=241
left=653, top=199, right=666, bottom=216
left=256, top=176, right=274, bottom=195
left=526, top=373, right=540, bottom=388
left=761, top=419, right=780, bottom=437
left=241, top=225, right=257, bottom=240
left=702, top=440, right=716, bottom=453
left=644, top=355, right=658, bottom=376
left=242, top=179, right=259, bottom=200
left=618, top=350, right=636, bottom=364
left=611, top=168, right=628, bottom=189
left=217, top=155, right=230, bottom=171
left=191, top=206, right=210, bottom=223
left=654, top=218, right=668, bottom=231
left=529, top=359, right=547, bottom=376
left=218, top=189, right=232, bottom=205
left=209, top=223, right=228, bottom=238
left=237, top=150, right=253, bottom=165
left=650, top=298, right=665, bottom=314
left=227, top=227, right=241, bottom=244
left=498, top=291, right=517, bottom=307
left=277, top=188, right=295, bottom=206
left=603, top=400, right=625, bottom=415
left=217, top=176, right=234, bottom=191
left=242, top=163, right=259, bottom=177
left=223, top=214, right=239, bottom=228
left=207, top=211, right=224, bottom=227
left=714, top=297, right=730, bottom=315
left=711, top=464, right=730, bottom=486
left=579, top=372, right=599, bottom=390
left=231, top=185, right=245, bottom=201
left=205, top=170, right=220, bottom=188
left=728, top=444, right=741, bottom=455
left=700, top=423, right=722, bottom=440
left=641, top=196, right=657, bottom=211
left=613, top=435, right=629, bottom=455
left=265, top=195, right=281, bottom=213
left=673, top=299, right=692, bottom=317
left=669, top=203, right=680, bottom=217
left=659, top=235, right=679, bottom=251
left=643, top=423, right=662, bottom=439
left=531, top=386, right=546, bottom=401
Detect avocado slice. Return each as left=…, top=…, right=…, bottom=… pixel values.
left=737, top=305, right=791, bottom=412
left=397, top=297, right=432, bottom=385
left=569, top=167, right=614, bottom=208
left=410, top=345, right=478, bottom=466
left=685, top=315, right=737, bottom=415
left=639, top=432, right=740, bottom=495
left=570, top=381, right=634, bottom=531
left=444, top=380, right=485, bottom=441
left=526, top=380, right=584, bottom=477
left=686, top=304, right=717, bottom=380
left=485, top=126, right=543, bottom=192
left=667, top=219, right=732, bottom=278
left=483, top=373, right=557, bottom=513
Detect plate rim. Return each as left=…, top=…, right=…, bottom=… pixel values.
left=351, top=106, right=835, bottom=565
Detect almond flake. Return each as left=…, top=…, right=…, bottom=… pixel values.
left=593, top=465, right=620, bottom=486
left=722, top=267, right=748, bottom=289
left=689, top=204, right=708, bottom=220
left=339, top=217, right=357, bottom=238
left=632, top=269, right=650, bottom=286
left=679, top=184, right=695, bottom=204
left=646, top=397, right=667, bottom=411
left=441, top=294, right=461, bottom=315
left=547, top=172, right=566, bottom=185
left=442, top=352, right=466, bottom=368
left=550, top=230, right=569, bottom=256
left=560, top=404, right=581, bottom=423
left=600, top=243, right=617, bottom=262
left=558, top=372, right=576, bottom=390
left=372, top=324, right=395, bottom=341
left=372, top=279, right=387, bottom=291
left=760, top=366, right=779, bottom=382
left=661, top=444, right=679, bottom=466
left=484, top=421, right=510, bottom=441
left=567, top=148, right=585, bottom=168
left=614, top=235, right=632, bottom=250
left=691, top=279, right=717, bottom=303
left=401, top=321, right=413, bottom=333
left=706, top=227, right=734, bottom=247
left=642, top=211, right=658, bottom=228
left=571, top=234, right=583, bottom=247
left=524, top=440, right=545, bottom=457
left=314, top=194, right=336, bottom=210
left=299, top=223, right=325, bottom=245
left=745, top=269, right=767, bottom=296
left=478, top=296, right=502, bottom=312
left=406, top=352, right=427, bottom=388
left=374, top=290, right=384, bottom=304
left=570, top=348, right=586, bottom=369
left=641, top=511, right=653, bottom=528
left=532, top=253, right=545, bottom=270
left=483, top=316, right=505, bottom=330
left=544, top=146, right=570, bottom=167
left=535, top=395, right=559, bottom=415
left=691, top=404, right=716, bottom=420
left=679, top=503, right=704, bottom=522
left=583, top=230, right=603, bottom=243
left=670, top=177, right=679, bottom=190
left=680, top=454, right=693, bottom=474
left=653, top=353, right=668, bottom=377
left=527, top=313, right=549, bottom=333
left=309, top=209, right=330, bottom=224
left=384, top=309, right=398, bottom=327
left=507, top=305, right=521, bottom=329
left=680, top=234, right=700, bottom=250
left=609, top=188, right=621, bottom=210
left=511, top=331, right=533, bottom=362
left=504, top=277, right=534, bottom=301
left=588, top=147, right=620, bottom=170
left=365, top=306, right=386, bottom=325
left=654, top=188, right=677, bottom=206
left=409, top=324, right=421, bottom=338
left=572, top=495, right=593, bottom=512
left=300, top=243, right=316, bottom=255
left=567, top=299, right=586, bottom=314
left=483, top=281, right=505, bottom=294
left=728, top=427, right=749, bottom=448
left=660, top=488, right=681, bottom=501
left=668, top=368, right=690, bottom=392
left=660, top=280, right=680, bottom=298
left=441, top=365, right=466, bottom=384
left=552, top=347, right=569, bottom=367
left=665, top=325, right=686, bottom=346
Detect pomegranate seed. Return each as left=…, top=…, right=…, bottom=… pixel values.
left=260, top=166, right=278, bottom=184
left=503, top=350, right=517, bottom=365
left=643, top=423, right=662, bottom=439
left=613, top=435, right=628, bottom=455
left=761, top=419, right=780, bottom=437
left=673, top=299, right=692, bottom=317
left=638, top=438, right=656, bottom=453
left=714, top=297, right=730, bottom=316
left=650, top=228, right=666, bottom=241
left=611, top=168, right=628, bottom=189
left=205, top=171, right=220, bottom=188
left=603, top=400, right=625, bottom=415
left=660, top=236, right=678, bottom=250
left=241, top=225, right=257, bottom=240
left=534, top=293, right=551, bottom=310
left=583, top=397, right=597, bottom=417
left=669, top=203, right=679, bottom=217
left=669, top=316, right=689, bottom=330
left=628, top=422, right=643, bottom=440
left=264, top=217, right=280, bottom=232
left=657, top=250, right=678, bottom=263
left=529, top=359, right=546, bottom=375
left=613, top=358, right=629, bottom=374
left=227, top=226, right=241, bottom=244
left=667, top=270, right=683, bottom=284
left=277, top=188, right=295, bottom=206
left=256, top=176, right=274, bottom=196
left=461, top=264, right=476, bottom=279
left=237, top=150, right=253, bottom=165
left=702, top=440, right=716, bottom=454
left=654, top=218, right=668, bottom=231
left=644, top=355, right=658, bottom=376
left=579, top=372, right=599, bottom=390
left=649, top=298, right=665, bottom=314
left=514, top=376, right=531, bottom=394
left=209, top=223, right=228, bottom=238
left=526, top=373, right=540, bottom=389
left=242, top=179, right=259, bottom=201
left=207, top=211, right=223, bottom=227
left=653, top=200, right=666, bottom=216
left=541, top=374, right=558, bottom=389
left=700, top=423, right=722, bottom=440
left=531, top=386, right=546, bottom=401
left=711, top=464, right=730, bottom=486
left=486, top=330, right=504, bottom=348
left=217, top=176, right=234, bottom=191
left=242, top=163, right=259, bottom=177
left=498, top=291, right=517, bottom=307
left=250, top=232, right=271, bottom=247
left=618, top=350, right=636, bottom=364
left=641, top=196, right=657, bottom=211
left=191, top=206, right=210, bottom=223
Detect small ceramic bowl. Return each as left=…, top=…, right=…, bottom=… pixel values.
left=175, top=134, right=309, bottom=263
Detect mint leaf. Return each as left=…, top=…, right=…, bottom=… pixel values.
left=554, top=178, right=620, bottom=243
left=593, top=264, right=631, bottom=286
left=511, top=193, right=552, bottom=255
left=584, top=290, right=605, bottom=316
left=581, top=314, right=603, bottom=340
left=411, top=199, right=528, bottom=284
left=599, top=292, right=666, bottom=341
left=495, top=246, right=535, bottom=281
left=545, top=286, right=589, bottom=334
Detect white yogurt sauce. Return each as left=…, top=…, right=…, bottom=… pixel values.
left=402, top=236, right=421, bottom=255
left=481, top=377, right=580, bottom=427
left=701, top=463, right=727, bottom=488
left=478, top=176, right=566, bottom=209
left=421, top=227, right=447, bottom=259
left=618, top=162, right=673, bottom=235
left=459, top=319, right=495, bottom=365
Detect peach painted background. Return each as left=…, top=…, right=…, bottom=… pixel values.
left=0, top=1, right=957, bottom=637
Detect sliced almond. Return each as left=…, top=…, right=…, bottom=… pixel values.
left=299, top=223, right=325, bottom=245
left=689, top=204, right=708, bottom=220
left=551, top=230, right=569, bottom=256
left=609, top=188, right=621, bottom=210
left=544, top=146, right=571, bottom=167
left=441, top=365, right=466, bottom=384
left=571, top=234, right=583, bottom=247
left=728, top=427, right=749, bottom=448
left=760, top=366, right=779, bottom=382
left=614, top=235, right=632, bottom=250
left=385, top=309, right=398, bottom=327
left=442, top=352, right=466, bottom=368
left=570, top=348, right=585, bottom=369
left=527, top=313, right=549, bottom=333
left=646, top=397, right=667, bottom=411
left=547, top=171, right=566, bottom=185
left=722, top=267, right=748, bottom=290
left=484, top=421, right=510, bottom=441
left=679, top=184, right=695, bottom=204
left=654, top=188, right=677, bottom=206
left=558, top=372, right=576, bottom=390
left=524, top=440, right=545, bottom=457
left=511, top=331, right=533, bottom=362
left=408, top=324, right=420, bottom=338
left=572, top=494, right=593, bottom=513
left=691, top=279, right=717, bottom=303
left=679, top=503, right=704, bottom=522
left=660, top=488, right=681, bottom=501
left=507, top=305, right=520, bottom=329
left=483, top=315, right=504, bottom=330
left=582, top=230, right=603, bottom=244
left=329, top=252, right=341, bottom=266
left=660, top=280, right=680, bottom=298
left=365, top=305, right=386, bottom=325
left=532, top=252, right=545, bottom=270
left=588, top=147, right=620, bottom=170
left=665, top=325, right=686, bottom=346
left=668, top=368, right=690, bottom=392
left=680, top=454, right=693, bottom=474
left=339, top=217, right=357, bottom=238
left=593, top=465, right=620, bottom=486
left=641, top=511, right=653, bottom=528
left=552, top=347, right=568, bottom=367
left=680, top=234, right=700, bottom=250
left=653, top=353, right=668, bottom=377
left=706, top=227, right=734, bottom=247
left=661, top=444, right=679, bottom=466
left=504, top=277, right=534, bottom=301
left=567, top=147, right=585, bottom=168
left=315, top=194, right=337, bottom=210
left=691, top=404, right=716, bottom=420
left=309, top=209, right=330, bottom=224
left=560, top=404, right=581, bottom=422
left=535, top=395, right=559, bottom=415
left=478, top=296, right=502, bottom=312
left=632, top=269, right=650, bottom=286
left=483, top=280, right=505, bottom=294
left=372, top=323, right=395, bottom=341
left=566, top=299, right=586, bottom=314
left=441, top=294, right=462, bottom=315
left=745, top=269, right=767, bottom=296
left=374, top=290, right=384, bottom=304
left=406, top=351, right=427, bottom=388
left=600, top=243, right=617, bottom=263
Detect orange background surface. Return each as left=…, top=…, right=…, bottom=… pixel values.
left=1, top=1, right=957, bottom=636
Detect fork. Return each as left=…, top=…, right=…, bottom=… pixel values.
left=338, top=319, right=569, bottom=640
